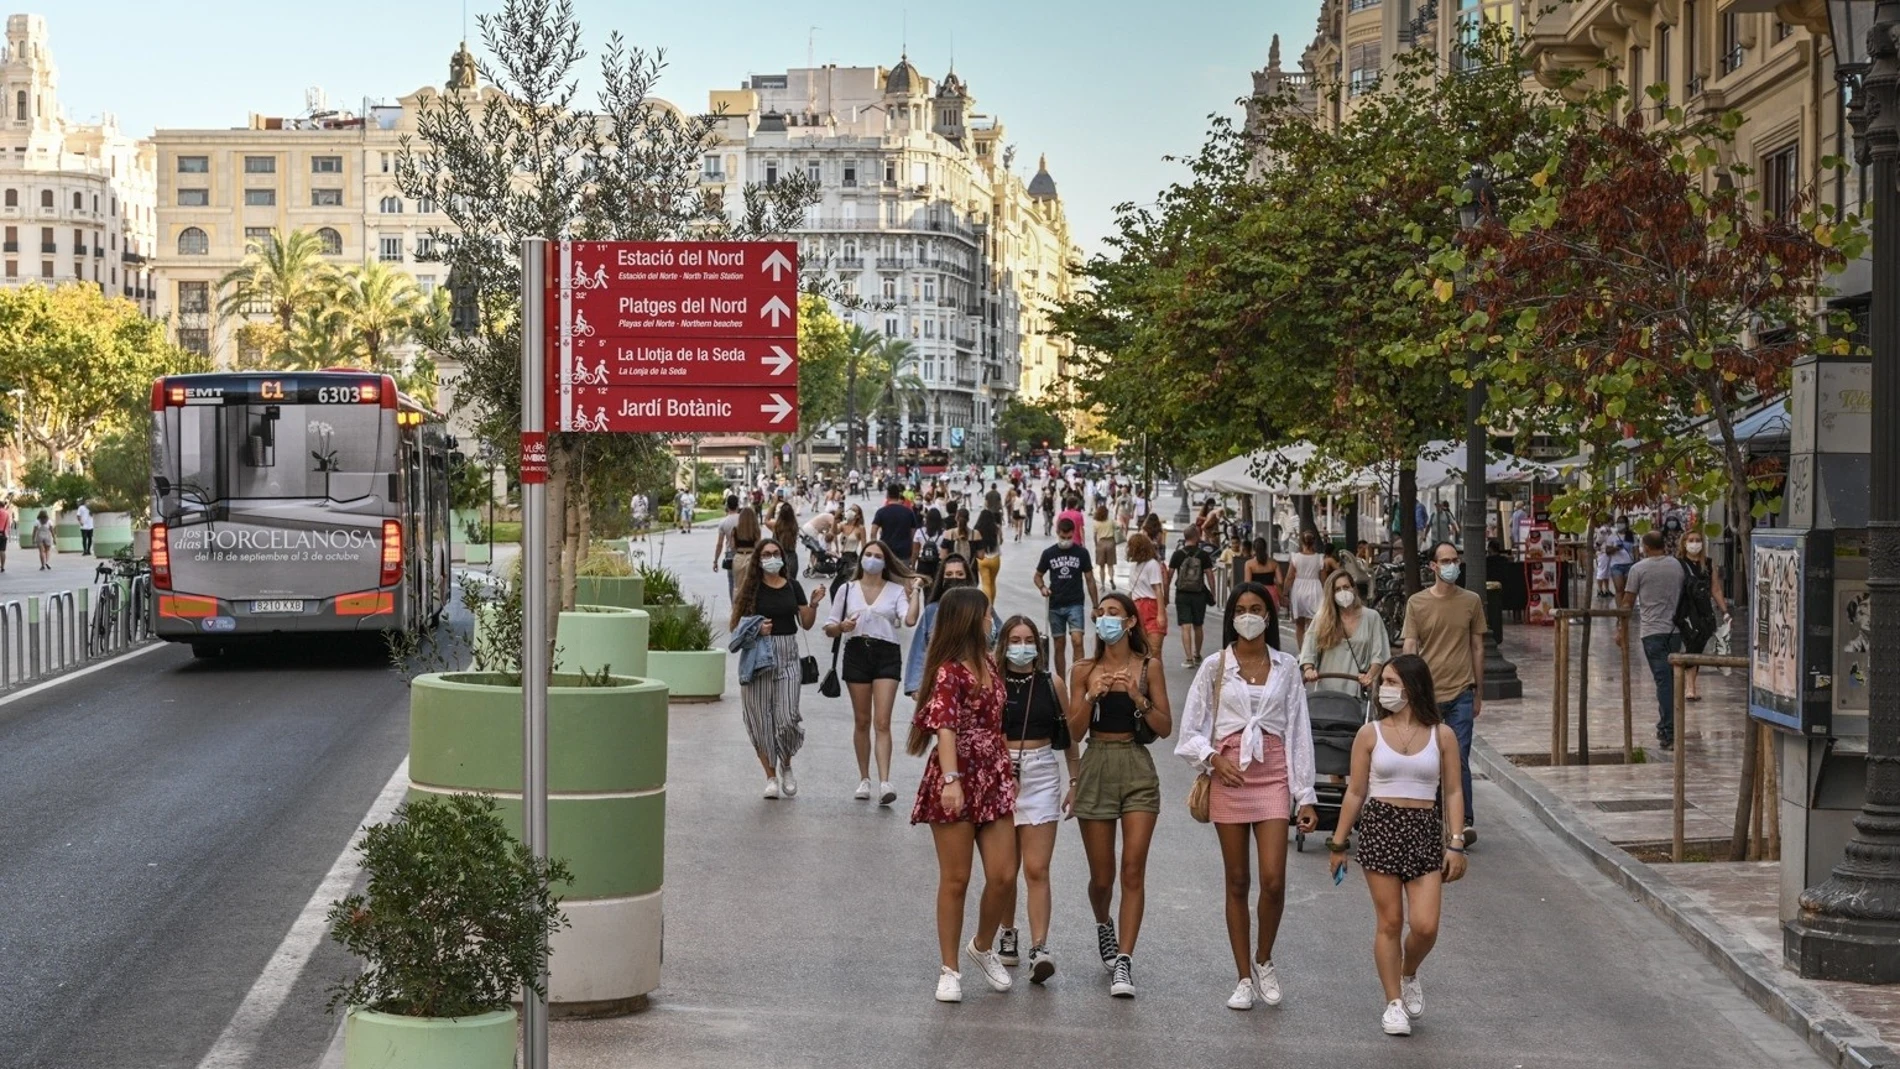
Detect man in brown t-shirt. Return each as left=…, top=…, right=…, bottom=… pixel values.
left=1402, top=541, right=1487, bottom=844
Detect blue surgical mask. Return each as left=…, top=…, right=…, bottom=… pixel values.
left=760, top=557, right=784, bottom=575
left=862, top=556, right=885, bottom=575
left=1095, top=616, right=1126, bottom=644
left=1438, top=563, right=1461, bottom=583
left=1005, top=643, right=1038, bottom=666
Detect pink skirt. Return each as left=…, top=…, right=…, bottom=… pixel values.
left=1208, top=733, right=1291, bottom=825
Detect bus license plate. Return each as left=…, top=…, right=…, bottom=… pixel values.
left=251, top=600, right=305, bottom=614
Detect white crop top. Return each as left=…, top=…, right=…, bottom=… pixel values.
left=1368, top=722, right=1441, bottom=801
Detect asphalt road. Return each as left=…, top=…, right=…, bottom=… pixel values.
left=558, top=490, right=1827, bottom=1069
left=0, top=637, right=411, bottom=1069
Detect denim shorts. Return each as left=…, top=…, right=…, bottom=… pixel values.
left=1048, top=602, right=1086, bottom=636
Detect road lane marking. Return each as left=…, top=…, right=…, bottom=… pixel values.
left=194, top=756, right=411, bottom=1069
left=0, top=641, right=164, bottom=710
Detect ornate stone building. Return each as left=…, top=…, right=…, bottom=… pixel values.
left=704, top=57, right=1077, bottom=460
left=0, top=13, right=156, bottom=313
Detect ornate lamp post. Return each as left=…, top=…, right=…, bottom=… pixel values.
left=1457, top=169, right=1523, bottom=700
left=1786, top=0, right=1900, bottom=983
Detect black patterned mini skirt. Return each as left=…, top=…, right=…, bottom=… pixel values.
left=1356, top=798, right=1445, bottom=884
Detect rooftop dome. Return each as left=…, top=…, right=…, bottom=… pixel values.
left=886, top=53, right=922, bottom=96
left=937, top=69, right=966, bottom=98
left=1027, top=154, right=1058, bottom=200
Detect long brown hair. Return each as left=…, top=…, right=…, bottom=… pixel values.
left=1380, top=653, right=1441, bottom=726
left=855, top=538, right=919, bottom=584
left=772, top=502, right=798, bottom=546
left=734, top=507, right=762, bottom=545
left=1090, top=591, right=1149, bottom=659
left=729, top=537, right=787, bottom=629
left=908, top=586, right=995, bottom=755
left=993, top=613, right=1047, bottom=673
left=1311, top=569, right=1361, bottom=651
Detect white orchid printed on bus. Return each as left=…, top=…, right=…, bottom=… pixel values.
left=309, top=420, right=339, bottom=473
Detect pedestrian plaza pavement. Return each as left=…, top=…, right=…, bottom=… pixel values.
left=462, top=506, right=1842, bottom=1069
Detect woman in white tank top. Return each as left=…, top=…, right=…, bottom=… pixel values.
left=1324, top=654, right=1467, bottom=1038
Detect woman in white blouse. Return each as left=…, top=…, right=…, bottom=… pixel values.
left=1175, top=581, right=1318, bottom=1012
left=825, top=539, right=925, bottom=806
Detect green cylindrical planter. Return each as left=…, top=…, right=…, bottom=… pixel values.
left=648, top=649, right=727, bottom=702
left=409, top=672, right=667, bottom=1015
left=576, top=574, right=645, bottom=609
left=553, top=605, right=649, bottom=679
left=465, top=543, right=492, bottom=565
left=54, top=519, right=81, bottom=553
left=91, top=513, right=134, bottom=557
left=343, top=1008, right=516, bottom=1069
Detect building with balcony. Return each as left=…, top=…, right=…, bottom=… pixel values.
left=149, top=44, right=484, bottom=364
left=703, top=58, right=1077, bottom=461
left=0, top=14, right=156, bottom=314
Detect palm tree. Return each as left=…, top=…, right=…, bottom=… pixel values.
left=840, top=324, right=885, bottom=470
left=217, top=229, right=335, bottom=336
left=873, top=337, right=927, bottom=472
left=285, top=304, right=356, bottom=370
left=329, top=260, right=423, bottom=372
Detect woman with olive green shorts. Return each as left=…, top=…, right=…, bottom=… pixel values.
left=1066, top=593, right=1172, bottom=1000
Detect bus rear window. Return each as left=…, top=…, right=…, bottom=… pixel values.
left=165, top=403, right=390, bottom=503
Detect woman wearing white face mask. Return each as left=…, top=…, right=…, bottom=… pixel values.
left=1328, top=653, right=1467, bottom=1037
left=730, top=538, right=825, bottom=798
left=1299, top=571, right=1391, bottom=699
left=1177, top=582, right=1319, bottom=1011
left=1676, top=531, right=1729, bottom=701
left=992, top=616, right=1077, bottom=983
left=826, top=539, right=925, bottom=804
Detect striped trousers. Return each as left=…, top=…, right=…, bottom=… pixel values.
left=743, top=633, right=806, bottom=767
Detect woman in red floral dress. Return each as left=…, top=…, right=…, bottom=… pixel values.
left=908, top=586, right=1018, bottom=1003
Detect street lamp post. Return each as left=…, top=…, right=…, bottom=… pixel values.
left=1458, top=169, right=1524, bottom=700
left=1786, top=0, right=1900, bottom=983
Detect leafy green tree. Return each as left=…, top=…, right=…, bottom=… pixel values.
left=872, top=337, right=926, bottom=470
left=218, top=229, right=335, bottom=338
left=394, top=0, right=818, bottom=615
left=330, top=260, right=425, bottom=371
left=995, top=398, right=1067, bottom=455
left=792, top=295, right=853, bottom=446
left=0, top=284, right=181, bottom=466
left=1423, top=81, right=1859, bottom=552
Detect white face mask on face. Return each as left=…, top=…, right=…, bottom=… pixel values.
left=1333, top=588, right=1356, bottom=609
left=1233, top=613, right=1267, bottom=641
left=1378, top=685, right=1406, bottom=712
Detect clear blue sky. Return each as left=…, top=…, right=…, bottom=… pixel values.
left=49, top=0, right=1315, bottom=255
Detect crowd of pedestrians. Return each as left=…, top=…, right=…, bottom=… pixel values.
left=718, top=467, right=1473, bottom=1034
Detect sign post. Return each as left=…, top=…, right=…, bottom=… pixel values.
left=519, top=237, right=551, bottom=1069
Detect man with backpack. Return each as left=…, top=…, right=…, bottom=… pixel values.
left=1620, top=530, right=1694, bottom=751
left=1169, top=522, right=1218, bottom=667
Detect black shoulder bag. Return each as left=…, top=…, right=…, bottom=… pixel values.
left=819, top=584, right=847, bottom=698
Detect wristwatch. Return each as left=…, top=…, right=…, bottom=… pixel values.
left=942, top=771, right=962, bottom=783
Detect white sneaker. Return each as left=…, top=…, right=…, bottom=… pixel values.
left=1400, top=975, right=1423, bottom=1019
left=879, top=781, right=897, bottom=806
left=854, top=778, right=872, bottom=800
left=780, top=766, right=797, bottom=798
left=935, top=967, right=962, bottom=1003
left=1253, top=959, right=1282, bottom=1006
left=762, top=778, right=780, bottom=799
left=1226, top=978, right=1255, bottom=1010
left=964, top=939, right=1012, bottom=992
left=1382, top=998, right=1412, bottom=1036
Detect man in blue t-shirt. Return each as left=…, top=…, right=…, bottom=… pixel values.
left=870, top=482, right=919, bottom=565
left=1036, top=517, right=1099, bottom=679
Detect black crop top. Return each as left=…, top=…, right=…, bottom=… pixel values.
left=1003, top=670, right=1059, bottom=742
left=1089, top=657, right=1149, bottom=735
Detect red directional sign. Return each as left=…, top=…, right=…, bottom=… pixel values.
left=561, top=385, right=798, bottom=433
left=561, top=337, right=798, bottom=386
left=546, top=240, right=800, bottom=432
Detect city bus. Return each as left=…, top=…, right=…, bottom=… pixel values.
left=148, top=371, right=453, bottom=656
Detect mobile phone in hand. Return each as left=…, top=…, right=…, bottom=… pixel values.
left=1333, top=863, right=1347, bottom=886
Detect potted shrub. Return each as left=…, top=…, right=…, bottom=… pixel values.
left=327, top=792, right=571, bottom=1069
left=392, top=576, right=671, bottom=1014
left=647, top=596, right=724, bottom=702
left=633, top=562, right=686, bottom=624
left=464, top=516, right=492, bottom=566
left=576, top=547, right=644, bottom=609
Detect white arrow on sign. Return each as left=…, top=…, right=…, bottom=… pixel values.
left=760, top=248, right=793, bottom=282
left=759, top=294, right=793, bottom=327
left=761, top=392, right=794, bottom=424
left=763, top=345, right=793, bottom=376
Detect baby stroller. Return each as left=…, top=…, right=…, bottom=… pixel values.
left=1296, top=672, right=1372, bottom=851
left=800, top=532, right=841, bottom=579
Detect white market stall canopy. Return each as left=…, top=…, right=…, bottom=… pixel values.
left=1186, top=440, right=1554, bottom=497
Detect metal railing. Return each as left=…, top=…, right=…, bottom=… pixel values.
left=0, top=581, right=157, bottom=695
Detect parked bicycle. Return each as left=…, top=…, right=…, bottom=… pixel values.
left=91, top=554, right=151, bottom=656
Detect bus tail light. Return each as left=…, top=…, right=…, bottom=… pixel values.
left=151, top=524, right=171, bottom=590
left=380, top=520, right=403, bottom=587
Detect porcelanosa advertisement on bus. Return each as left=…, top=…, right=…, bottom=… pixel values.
left=166, top=515, right=384, bottom=603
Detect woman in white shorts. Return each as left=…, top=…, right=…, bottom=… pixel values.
left=992, top=615, right=1078, bottom=985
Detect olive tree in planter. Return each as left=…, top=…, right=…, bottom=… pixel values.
left=327, top=793, right=571, bottom=1069
left=647, top=596, right=724, bottom=702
